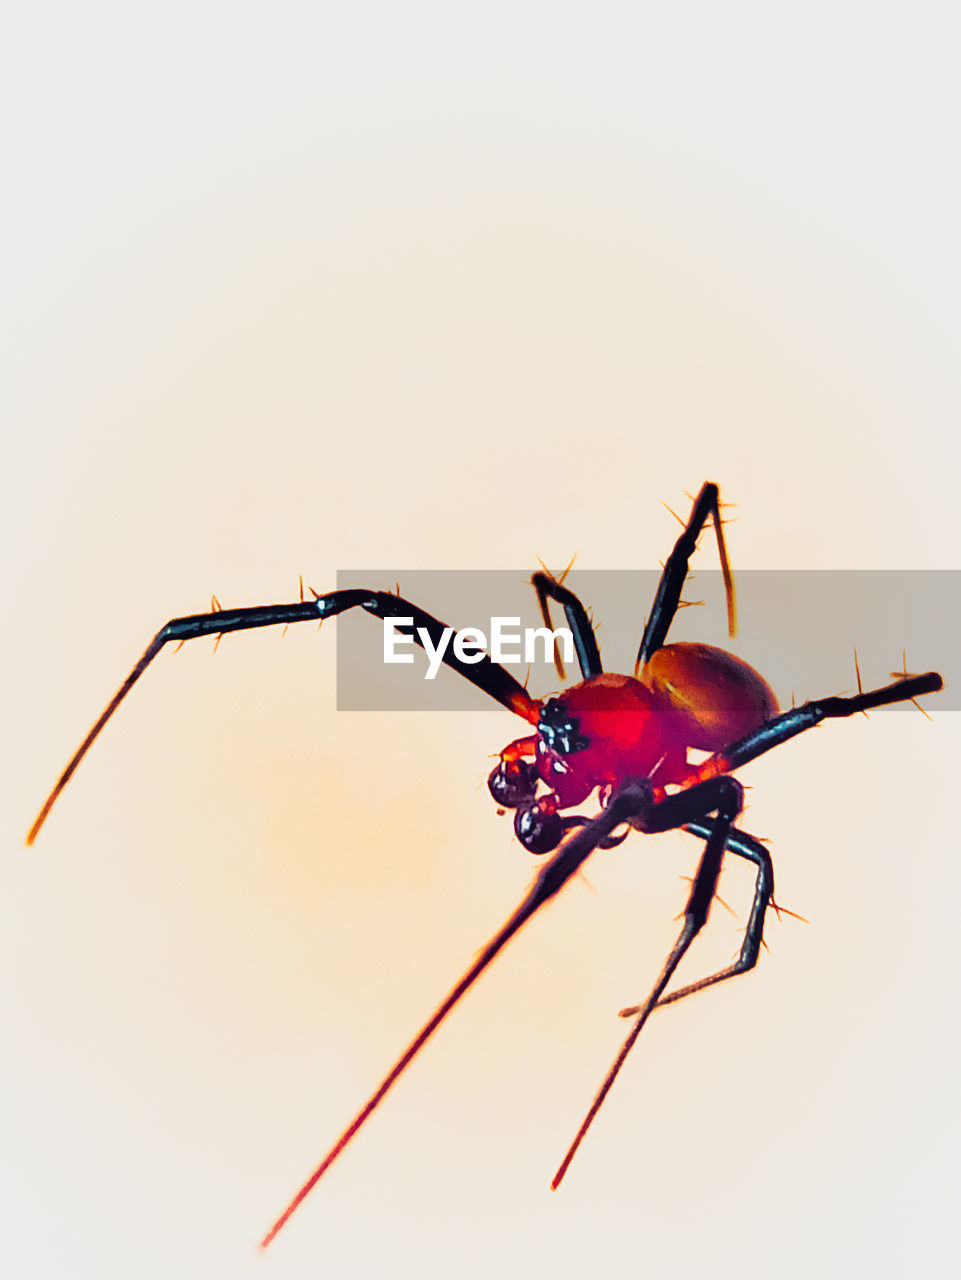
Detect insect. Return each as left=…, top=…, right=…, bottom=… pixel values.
left=27, top=482, right=942, bottom=1247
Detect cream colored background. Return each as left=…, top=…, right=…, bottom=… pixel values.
left=3, top=5, right=957, bottom=1278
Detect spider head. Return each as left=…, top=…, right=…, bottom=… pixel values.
left=533, top=697, right=597, bottom=809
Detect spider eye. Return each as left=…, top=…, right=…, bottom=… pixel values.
left=537, top=698, right=589, bottom=756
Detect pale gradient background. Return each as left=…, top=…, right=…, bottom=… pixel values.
left=2, top=5, right=958, bottom=1279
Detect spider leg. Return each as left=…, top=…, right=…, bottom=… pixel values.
left=260, top=777, right=655, bottom=1248
left=612, top=670, right=943, bottom=1019
left=636, top=480, right=735, bottom=669
left=27, top=588, right=542, bottom=843
left=613, top=672, right=945, bottom=1017
left=618, top=819, right=773, bottom=1017
left=615, top=671, right=943, bottom=1021
left=690, top=670, right=943, bottom=787
left=531, top=571, right=603, bottom=681
left=550, top=775, right=744, bottom=1189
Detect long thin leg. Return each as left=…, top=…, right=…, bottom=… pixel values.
left=618, top=820, right=773, bottom=1017
left=259, top=777, right=655, bottom=1249
left=691, top=670, right=943, bottom=789
left=550, top=775, right=744, bottom=1189
left=27, top=589, right=542, bottom=843
left=583, top=671, right=943, bottom=1170
left=636, top=480, right=736, bottom=669
left=531, top=571, right=603, bottom=681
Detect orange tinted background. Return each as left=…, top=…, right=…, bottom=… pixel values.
left=3, top=7, right=958, bottom=1279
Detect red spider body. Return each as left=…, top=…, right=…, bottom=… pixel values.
left=536, top=673, right=670, bottom=805
left=500, top=642, right=779, bottom=847
left=639, top=641, right=780, bottom=755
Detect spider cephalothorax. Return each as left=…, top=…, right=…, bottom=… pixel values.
left=491, top=655, right=780, bottom=855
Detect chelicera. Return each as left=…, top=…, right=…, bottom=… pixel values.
left=27, top=482, right=942, bottom=1247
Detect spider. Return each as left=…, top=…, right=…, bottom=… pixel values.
left=27, top=482, right=942, bottom=1247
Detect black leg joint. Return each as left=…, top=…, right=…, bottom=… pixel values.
left=531, top=572, right=603, bottom=680
left=644, top=776, right=744, bottom=932
left=642, top=775, right=744, bottom=836
left=637, top=481, right=730, bottom=667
